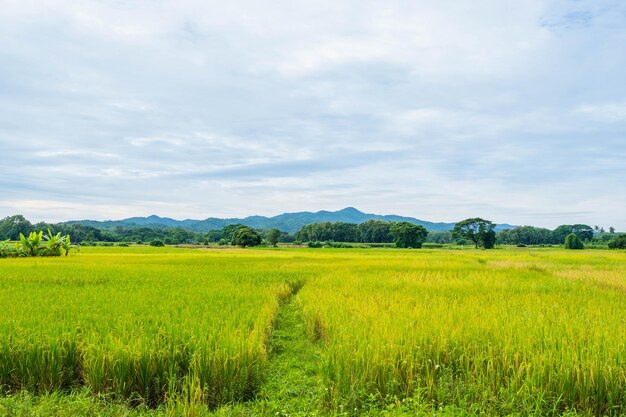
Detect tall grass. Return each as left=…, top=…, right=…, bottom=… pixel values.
left=297, top=249, right=626, bottom=415
left=0, top=247, right=305, bottom=407
left=1, top=246, right=624, bottom=415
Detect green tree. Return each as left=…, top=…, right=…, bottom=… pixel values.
left=608, top=234, right=626, bottom=249
left=452, top=218, right=496, bottom=249
left=0, top=215, right=33, bottom=240
left=266, top=228, right=281, bottom=247
left=552, top=224, right=593, bottom=243
left=426, top=231, right=453, bottom=244
left=221, top=224, right=246, bottom=242
left=564, top=233, right=584, bottom=249
left=496, top=226, right=552, bottom=246
left=149, top=239, right=164, bottom=247
left=332, top=222, right=359, bottom=242
left=482, top=229, right=496, bottom=249
left=358, top=220, right=392, bottom=243
left=609, top=226, right=615, bottom=234
left=295, top=222, right=336, bottom=242
left=389, top=222, right=428, bottom=248
left=231, top=226, right=262, bottom=248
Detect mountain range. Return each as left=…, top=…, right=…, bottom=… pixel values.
left=67, top=207, right=515, bottom=234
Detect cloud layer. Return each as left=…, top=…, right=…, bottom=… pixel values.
left=1, top=0, right=625, bottom=228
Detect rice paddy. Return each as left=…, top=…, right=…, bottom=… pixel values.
left=0, top=246, right=625, bottom=416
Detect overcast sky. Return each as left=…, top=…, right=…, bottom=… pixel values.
left=1, top=0, right=625, bottom=228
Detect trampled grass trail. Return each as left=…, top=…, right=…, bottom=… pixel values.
left=251, top=281, right=326, bottom=416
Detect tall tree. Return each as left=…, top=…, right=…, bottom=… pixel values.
left=389, top=222, right=428, bottom=248
left=266, top=228, right=281, bottom=247
left=0, top=215, right=33, bottom=240
left=231, top=226, right=262, bottom=248
left=497, top=226, right=552, bottom=245
left=453, top=218, right=496, bottom=249
left=552, top=224, right=594, bottom=243
left=358, top=220, right=393, bottom=243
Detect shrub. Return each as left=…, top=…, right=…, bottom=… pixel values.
left=0, top=240, right=17, bottom=258
left=334, top=242, right=353, bottom=248
left=608, top=234, right=626, bottom=249
left=150, top=239, right=165, bottom=247
left=307, top=241, right=323, bottom=248
left=564, top=233, right=584, bottom=250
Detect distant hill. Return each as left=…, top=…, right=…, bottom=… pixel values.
left=66, top=207, right=515, bottom=234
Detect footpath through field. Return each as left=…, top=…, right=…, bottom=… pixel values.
left=250, top=281, right=325, bottom=416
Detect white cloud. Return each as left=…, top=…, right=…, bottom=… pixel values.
left=576, top=102, right=626, bottom=123
left=0, top=0, right=625, bottom=228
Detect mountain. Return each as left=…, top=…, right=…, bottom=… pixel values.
left=66, top=207, right=515, bottom=233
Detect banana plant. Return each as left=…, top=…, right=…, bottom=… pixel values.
left=43, top=229, right=64, bottom=256
left=61, top=235, right=72, bottom=256
left=19, top=231, right=43, bottom=256
left=0, top=239, right=16, bottom=258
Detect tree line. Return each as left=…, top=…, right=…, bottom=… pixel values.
left=0, top=214, right=623, bottom=249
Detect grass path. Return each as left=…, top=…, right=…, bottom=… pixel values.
left=248, top=282, right=326, bottom=416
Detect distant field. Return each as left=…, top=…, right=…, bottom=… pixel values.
left=0, top=247, right=625, bottom=416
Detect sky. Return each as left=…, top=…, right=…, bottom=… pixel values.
left=0, top=0, right=625, bottom=229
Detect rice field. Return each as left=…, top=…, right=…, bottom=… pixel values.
left=299, top=250, right=626, bottom=415
left=0, top=247, right=306, bottom=408
left=0, top=246, right=625, bottom=416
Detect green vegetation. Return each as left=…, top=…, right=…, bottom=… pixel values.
left=231, top=226, right=262, bottom=248
left=608, top=234, right=626, bottom=249
left=452, top=218, right=496, bottom=249
left=1, top=214, right=620, bottom=249
left=265, top=228, right=281, bottom=247
left=389, top=221, right=428, bottom=248
left=0, top=229, right=71, bottom=258
left=564, top=233, right=584, bottom=249
left=1, top=247, right=625, bottom=416
left=552, top=224, right=594, bottom=243
left=0, top=247, right=297, bottom=409
left=299, top=249, right=626, bottom=416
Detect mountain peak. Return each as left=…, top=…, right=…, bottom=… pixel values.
left=337, top=207, right=362, bottom=214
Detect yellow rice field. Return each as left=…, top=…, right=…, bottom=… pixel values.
left=0, top=247, right=624, bottom=416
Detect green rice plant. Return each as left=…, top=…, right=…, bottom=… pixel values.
left=0, top=247, right=308, bottom=408
left=1, top=246, right=624, bottom=416
left=296, top=249, right=626, bottom=416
